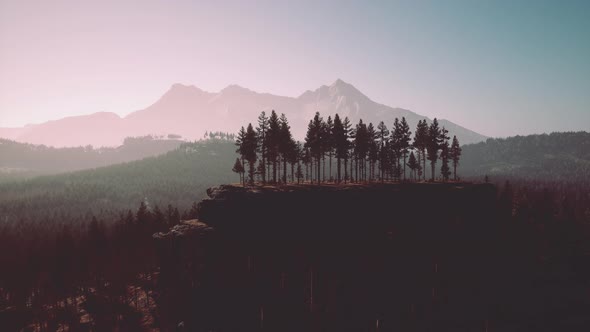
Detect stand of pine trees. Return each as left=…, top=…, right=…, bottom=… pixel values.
left=234, top=111, right=464, bottom=185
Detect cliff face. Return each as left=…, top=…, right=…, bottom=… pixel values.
left=154, top=183, right=505, bottom=331
left=196, top=182, right=497, bottom=246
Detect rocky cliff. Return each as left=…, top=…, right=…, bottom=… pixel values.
left=153, top=183, right=505, bottom=331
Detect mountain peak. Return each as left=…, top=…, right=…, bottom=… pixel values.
left=221, top=84, right=253, bottom=95
left=328, top=78, right=366, bottom=99
left=170, top=83, right=199, bottom=91
left=157, top=84, right=205, bottom=102
left=331, top=78, right=347, bottom=87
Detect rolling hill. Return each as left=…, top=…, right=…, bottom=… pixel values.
left=460, top=131, right=590, bottom=183
left=0, top=135, right=185, bottom=180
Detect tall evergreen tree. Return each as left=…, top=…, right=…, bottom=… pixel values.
left=391, top=118, right=402, bottom=181
left=325, top=116, right=334, bottom=182
left=440, top=139, right=451, bottom=182
left=343, top=117, right=353, bottom=183
left=302, top=147, right=311, bottom=182
left=304, top=112, right=324, bottom=184
left=367, top=123, right=378, bottom=181
left=235, top=126, right=247, bottom=173
left=278, top=113, right=293, bottom=184
left=136, top=201, right=152, bottom=226
left=399, top=117, right=412, bottom=181
left=407, top=151, right=419, bottom=181
left=244, top=123, right=258, bottom=184
left=426, top=118, right=442, bottom=181
left=449, top=135, right=462, bottom=181
left=353, top=119, right=369, bottom=182
left=332, top=114, right=345, bottom=183
left=295, top=163, right=303, bottom=184
left=256, top=111, right=269, bottom=184
left=287, top=139, right=300, bottom=183
left=266, top=110, right=280, bottom=183
left=232, top=157, right=245, bottom=186
left=413, top=120, right=429, bottom=181
left=377, top=121, right=390, bottom=182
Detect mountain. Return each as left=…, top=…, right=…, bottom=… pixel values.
left=0, top=79, right=487, bottom=147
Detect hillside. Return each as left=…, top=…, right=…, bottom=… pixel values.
left=0, top=139, right=236, bottom=223
left=0, top=135, right=185, bottom=180
left=2, top=132, right=587, bottom=225
left=0, top=79, right=487, bottom=147
left=460, top=131, right=590, bottom=183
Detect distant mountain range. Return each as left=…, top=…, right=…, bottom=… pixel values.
left=0, top=79, right=487, bottom=147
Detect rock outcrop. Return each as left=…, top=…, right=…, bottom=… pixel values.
left=153, top=183, right=504, bottom=331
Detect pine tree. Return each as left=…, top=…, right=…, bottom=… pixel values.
left=295, top=163, right=304, bottom=184
left=278, top=113, right=293, bottom=184
left=304, top=113, right=324, bottom=184
left=399, top=117, right=411, bottom=181
left=136, top=201, right=152, bottom=226
left=440, top=139, right=451, bottom=181
left=353, top=119, right=369, bottom=182
left=343, top=117, right=353, bottom=183
left=407, top=151, right=419, bottom=181
left=287, top=139, right=300, bottom=183
left=256, top=111, right=269, bottom=184
left=449, top=135, right=462, bottom=181
left=332, top=114, right=344, bottom=183
left=232, top=157, right=245, bottom=186
left=367, top=123, right=378, bottom=182
left=426, top=118, right=442, bottom=181
left=377, top=121, right=390, bottom=182
left=235, top=126, right=247, bottom=174
left=319, top=119, right=329, bottom=182
left=413, top=120, right=429, bottom=181
left=325, top=116, right=334, bottom=182
left=266, top=110, right=280, bottom=184
left=244, top=123, right=258, bottom=184
left=302, top=147, right=311, bottom=182
left=390, top=118, right=402, bottom=181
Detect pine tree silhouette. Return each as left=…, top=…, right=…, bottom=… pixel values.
left=399, top=117, right=412, bottom=181
left=232, top=157, right=245, bottom=186
left=267, top=111, right=280, bottom=184
left=427, top=118, right=442, bottom=181
left=450, top=135, right=462, bottom=181
left=244, top=123, right=258, bottom=184
left=256, top=111, right=269, bottom=184
left=407, top=151, right=419, bottom=181
left=377, top=121, right=390, bottom=182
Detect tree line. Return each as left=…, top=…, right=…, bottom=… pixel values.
left=233, top=111, right=462, bottom=185
left=460, top=131, right=590, bottom=184
left=0, top=199, right=188, bottom=331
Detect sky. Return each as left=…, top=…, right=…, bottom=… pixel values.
left=1, top=0, right=589, bottom=137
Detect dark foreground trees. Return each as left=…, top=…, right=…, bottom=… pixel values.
left=0, top=200, right=180, bottom=331
left=235, top=111, right=463, bottom=185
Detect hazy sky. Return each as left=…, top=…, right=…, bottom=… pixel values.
left=1, top=0, right=589, bottom=137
